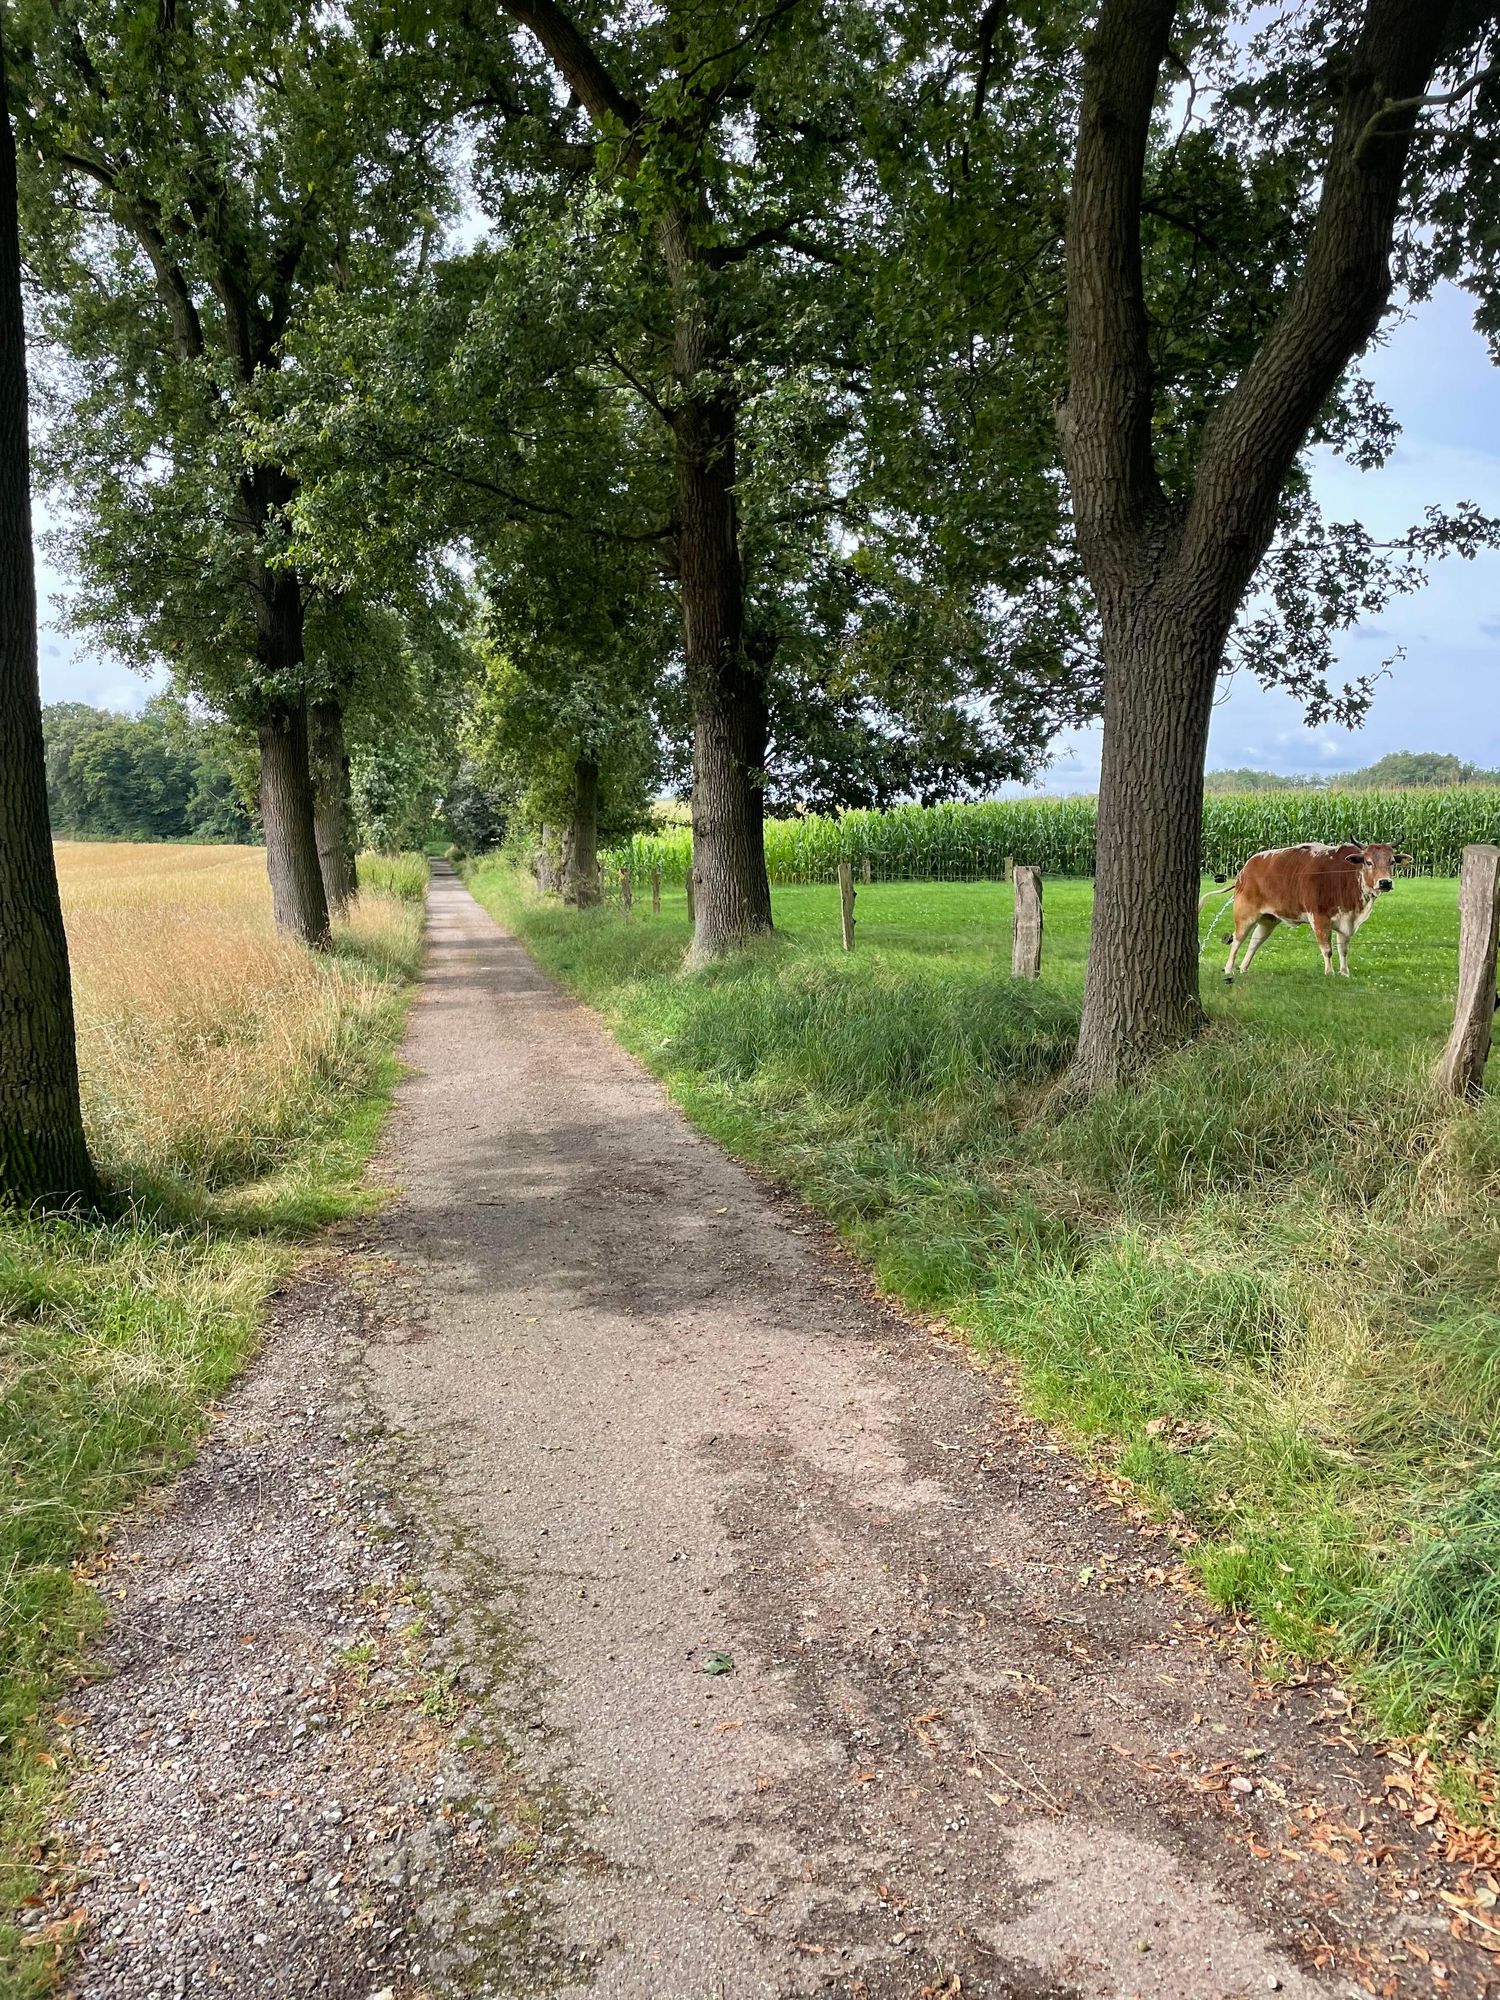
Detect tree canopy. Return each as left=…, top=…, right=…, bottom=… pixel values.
left=7, top=0, right=1498, bottom=1112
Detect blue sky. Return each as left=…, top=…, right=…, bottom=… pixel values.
left=1043, top=281, right=1500, bottom=790
left=35, top=283, right=1500, bottom=784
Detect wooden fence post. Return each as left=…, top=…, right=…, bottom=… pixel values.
left=1002, top=854, right=1014, bottom=883
left=1012, top=865, right=1042, bottom=979
left=651, top=867, right=662, bottom=916
left=861, top=856, right=872, bottom=886
left=620, top=868, right=633, bottom=921
left=685, top=868, right=695, bottom=928
left=1439, top=843, right=1500, bottom=1099
left=838, top=862, right=856, bottom=951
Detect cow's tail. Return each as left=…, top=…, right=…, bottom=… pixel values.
left=1198, top=886, right=1238, bottom=956
left=1199, top=864, right=1241, bottom=908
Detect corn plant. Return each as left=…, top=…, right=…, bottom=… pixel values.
left=605, top=788, right=1500, bottom=886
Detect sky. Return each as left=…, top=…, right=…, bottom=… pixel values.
left=1041, top=281, right=1500, bottom=791
left=34, top=282, right=1500, bottom=786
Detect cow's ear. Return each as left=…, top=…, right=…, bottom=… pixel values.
left=1396, top=851, right=1413, bottom=867
left=1347, top=850, right=1366, bottom=864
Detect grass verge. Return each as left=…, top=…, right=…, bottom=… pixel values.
left=468, top=858, right=1500, bottom=1815
left=1, top=845, right=425, bottom=1996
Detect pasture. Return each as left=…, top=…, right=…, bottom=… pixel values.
left=470, top=859, right=1500, bottom=1815
left=0, top=845, right=423, bottom=1990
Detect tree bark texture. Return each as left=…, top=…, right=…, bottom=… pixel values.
left=661, top=209, right=773, bottom=964
left=1061, top=0, right=1459, bottom=1089
left=240, top=465, right=328, bottom=948
left=0, top=25, right=98, bottom=1208
left=309, top=698, right=358, bottom=918
left=562, top=755, right=601, bottom=908
left=258, top=699, right=331, bottom=950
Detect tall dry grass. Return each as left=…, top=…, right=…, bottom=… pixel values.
left=2, top=846, right=425, bottom=1976
left=55, top=843, right=423, bottom=1191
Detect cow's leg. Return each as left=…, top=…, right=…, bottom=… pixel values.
left=1334, top=921, right=1351, bottom=977
left=1311, top=914, right=1334, bottom=975
left=1236, top=916, right=1277, bottom=978
left=1224, top=897, right=1254, bottom=981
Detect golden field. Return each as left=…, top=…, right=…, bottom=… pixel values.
left=2, top=844, right=425, bottom=1988
left=55, top=842, right=423, bottom=1193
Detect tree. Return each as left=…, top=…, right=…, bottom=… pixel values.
left=14, top=0, right=443, bottom=942
left=1203, top=767, right=1326, bottom=795
left=460, top=0, right=896, bottom=958
left=42, top=697, right=258, bottom=841
left=0, top=11, right=96, bottom=1208
left=1344, top=751, right=1500, bottom=789
left=1059, top=0, right=1500, bottom=1088
left=275, top=168, right=1091, bottom=881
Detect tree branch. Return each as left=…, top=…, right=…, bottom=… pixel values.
left=1354, top=60, right=1496, bottom=157
left=1179, top=0, right=1468, bottom=605
left=396, top=444, right=673, bottom=545
left=492, top=0, right=640, bottom=140
left=54, top=149, right=208, bottom=365
left=1057, top=0, right=1178, bottom=572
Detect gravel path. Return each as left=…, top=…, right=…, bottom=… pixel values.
left=50, top=865, right=1500, bottom=1999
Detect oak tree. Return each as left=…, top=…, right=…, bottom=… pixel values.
left=1059, top=0, right=1500, bottom=1086
left=0, top=10, right=96, bottom=1208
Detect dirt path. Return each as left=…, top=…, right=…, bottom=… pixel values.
left=52, top=867, right=1499, bottom=1999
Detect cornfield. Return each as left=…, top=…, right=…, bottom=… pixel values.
left=606, top=788, right=1500, bottom=885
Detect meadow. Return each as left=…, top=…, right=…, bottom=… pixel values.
left=0, top=844, right=425, bottom=1994
left=469, top=858, right=1500, bottom=1818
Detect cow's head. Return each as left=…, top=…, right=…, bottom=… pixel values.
left=1345, top=843, right=1410, bottom=895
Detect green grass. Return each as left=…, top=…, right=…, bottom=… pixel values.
left=357, top=849, right=430, bottom=903
left=469, top=858, right=1500, bottom=1809
left=1, top=867, right=422, bottom=1997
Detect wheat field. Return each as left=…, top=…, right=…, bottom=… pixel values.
left=55, top=843, right=423, bottom=1191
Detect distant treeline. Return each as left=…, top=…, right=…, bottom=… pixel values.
left=1204, top=752, right=1500, bottom=793
left=44, top=700, right=258, bottom=844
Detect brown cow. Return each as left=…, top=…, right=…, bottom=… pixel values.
left=1213, top=841, right=1411, bottom=982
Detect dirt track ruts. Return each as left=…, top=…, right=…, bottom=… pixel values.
left=55, top=864, right=1499, bottom=1999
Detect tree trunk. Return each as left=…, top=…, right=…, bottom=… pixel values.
left=562, top=755, right=601, bottom=908
left=309, top=697, right=358, bottom=917
left=258, top=699, right=331, bottom=950
left=1070, top=605, right=1223, bottom=1088
left=689, top=662, right=772, bottom=959
left=662, top=208, right=773, bottom=964
left=1059, top=0, right=1453, bottom=1093
left=240, top=467, right=329, bottom=949
left=0, top=22, right=98, bottom=1208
